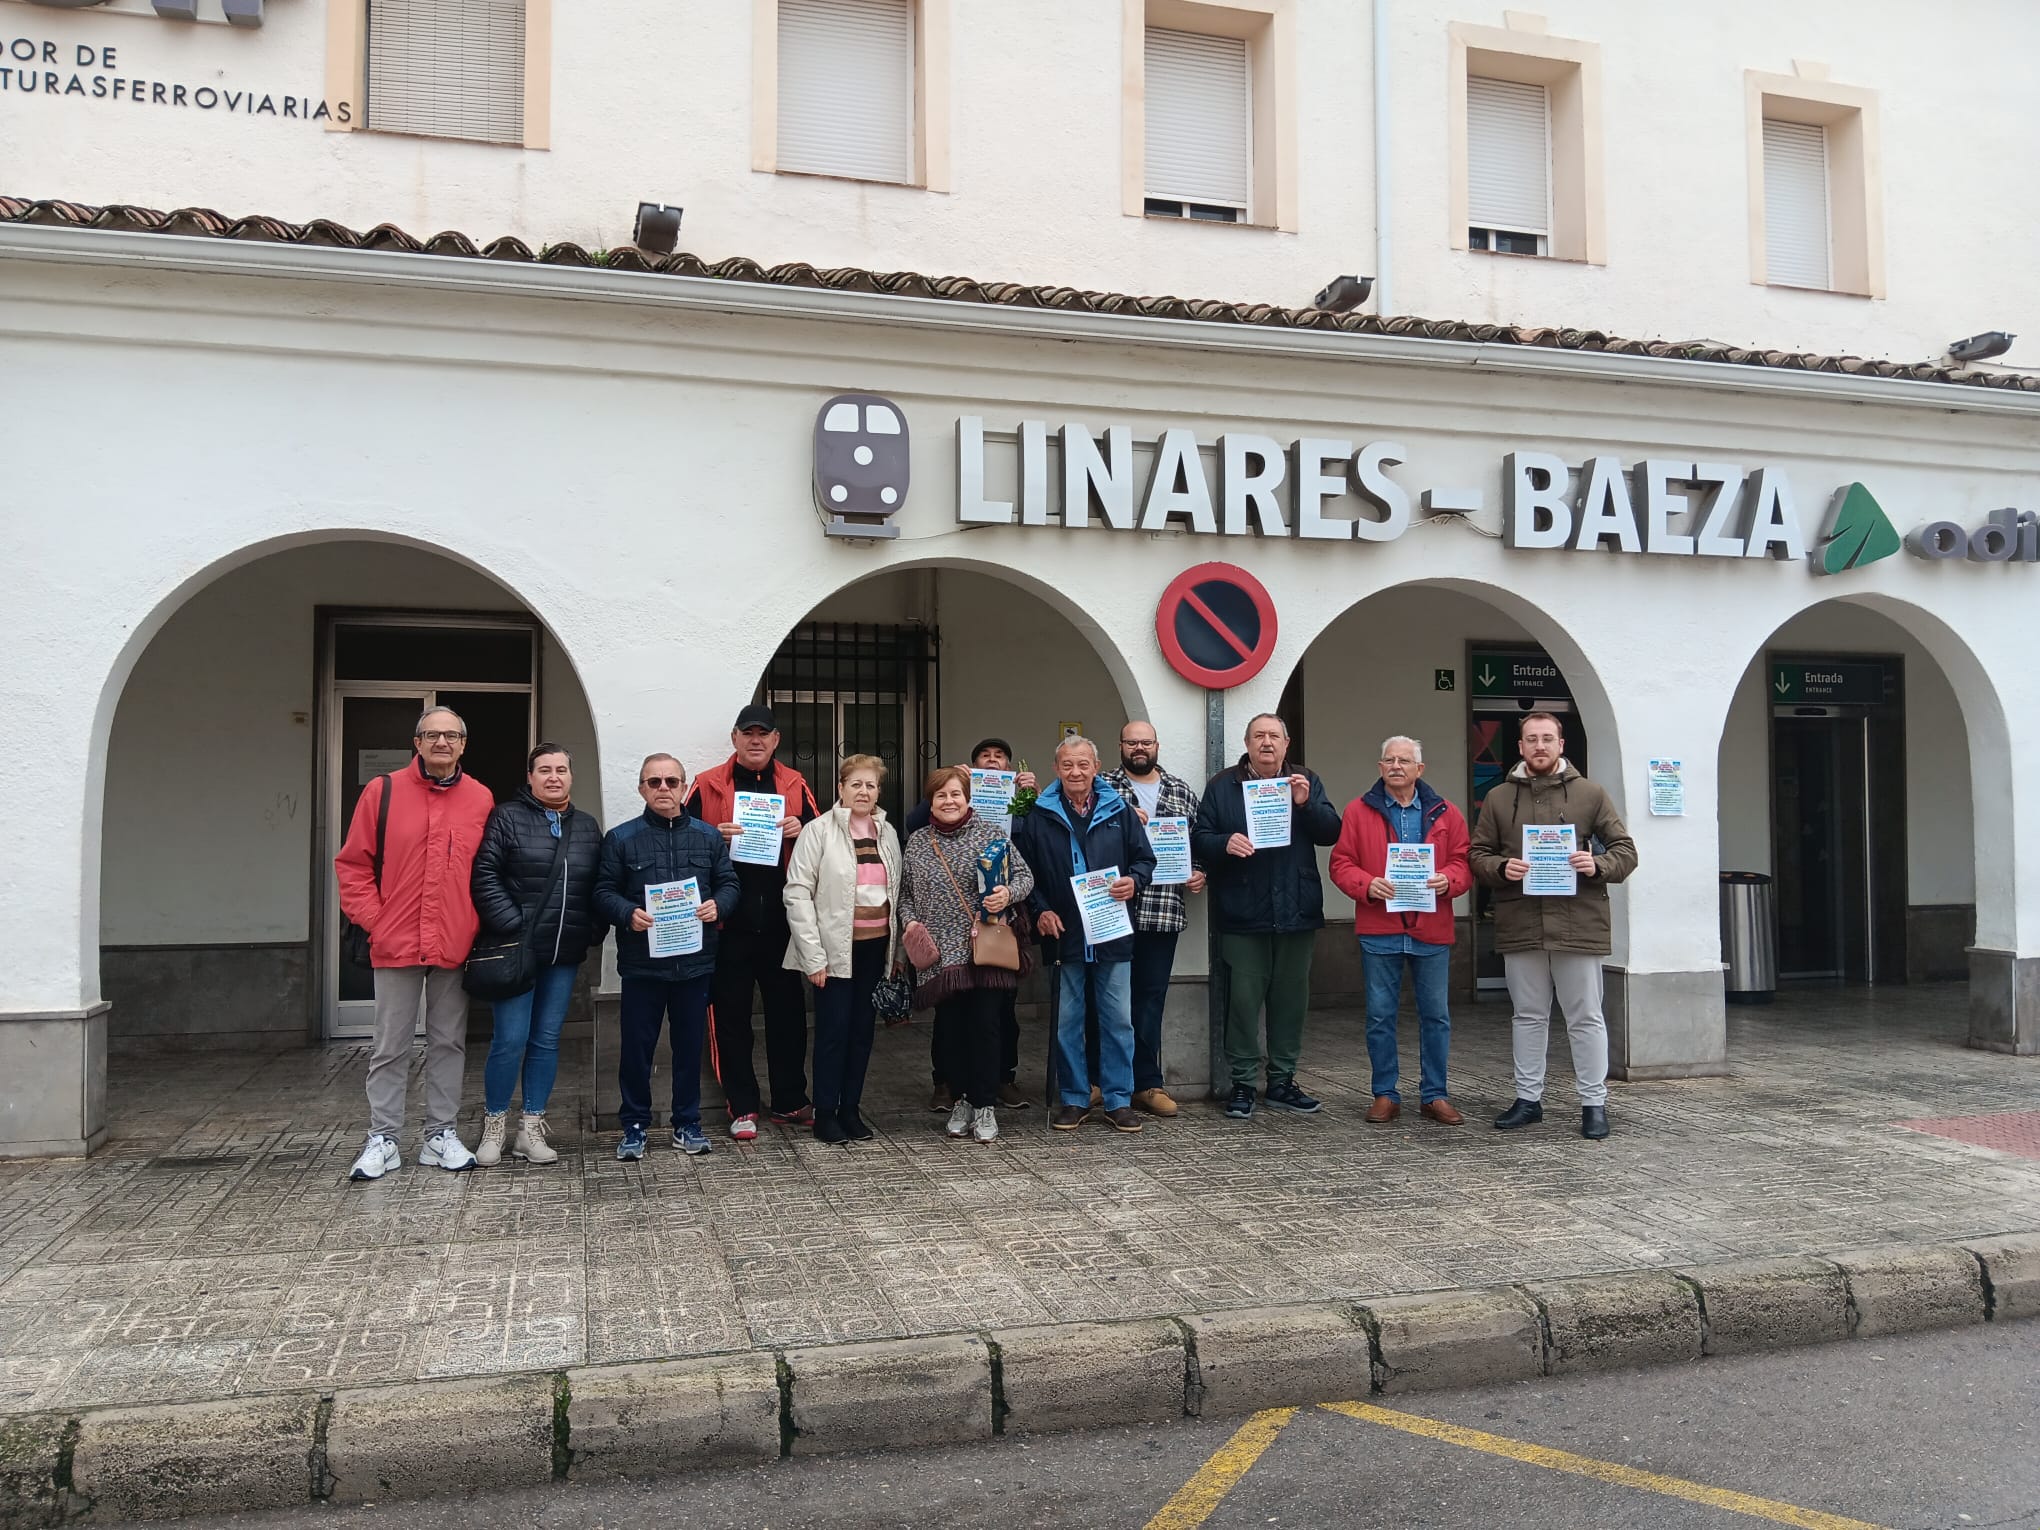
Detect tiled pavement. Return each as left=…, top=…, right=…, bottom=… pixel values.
left=3, top=984, right=2037, bottom=1415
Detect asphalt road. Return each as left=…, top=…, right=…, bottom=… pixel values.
left=139, top=1321, right=2040, bottom=1530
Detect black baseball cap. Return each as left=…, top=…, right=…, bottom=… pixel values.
left=970, top=736, right=1014, bottom=762
left=734, top=705, right=779, bottom=733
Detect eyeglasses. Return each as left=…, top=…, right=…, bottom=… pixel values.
left=1380, top=758, right=1419, bottom=768
left=416, top=730, right=465, bottom=743
left=641, top=776, right=684, bottom=789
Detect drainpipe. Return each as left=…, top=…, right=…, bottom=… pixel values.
left=1373, top=0, right=1393, bottom=316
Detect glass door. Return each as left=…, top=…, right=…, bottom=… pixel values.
left=330, top=690, right=431, bottom=1038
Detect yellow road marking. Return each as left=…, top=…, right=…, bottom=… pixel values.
left=1143, top=1406, right=1299, bottom=1530
left=1320, top=1401, right=1888, bottom=1530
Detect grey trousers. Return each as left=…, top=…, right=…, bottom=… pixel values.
left=1502, top=950, right=1609, bottom=1107
left=367, top=965, right=469, bottom=1139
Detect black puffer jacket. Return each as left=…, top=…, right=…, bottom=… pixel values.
left=471, top=790, right=606, bottom=967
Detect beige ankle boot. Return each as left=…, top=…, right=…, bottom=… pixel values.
left=513, top=1112, right=558, bottom=1165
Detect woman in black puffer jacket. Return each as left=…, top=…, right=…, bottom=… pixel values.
left=469, top=742, right=606, bottom=1167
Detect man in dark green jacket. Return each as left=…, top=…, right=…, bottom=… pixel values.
left=1190, top=713, right=1342, bottom=1120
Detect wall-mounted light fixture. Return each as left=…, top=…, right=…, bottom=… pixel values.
left=633, top=204, right=684, bottom=256
left=1947, top=331, right=2016, bottom=364
left=1311, top=275, right=1375, bottom=313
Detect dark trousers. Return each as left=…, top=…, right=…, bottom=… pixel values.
left=618, top=974, right=711, bottom=1132
left=935, top=986, right=1003, bottom=1107
left=1085, top=930, right=1179, bottom=1093
left=933, top=985, right=1019, bottom=1086
left=812, top=939, right=885, bottom=1117
left=711, top=924, right=809, bottom=1118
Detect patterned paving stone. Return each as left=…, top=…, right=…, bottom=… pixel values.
left=1899, top=1109, right=2040, bottom=1161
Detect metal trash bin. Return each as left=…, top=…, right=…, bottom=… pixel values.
left=1719, top=872, right=1777, bottom=1004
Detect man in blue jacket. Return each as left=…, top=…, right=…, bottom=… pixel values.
left=1015, top=736, right=1156, bottom=1134
left=1190, top=714, right=1343, bottom=1121
left=596, top=754, right=741, bottom=1160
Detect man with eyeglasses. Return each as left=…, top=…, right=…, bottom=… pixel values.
left=1329, top=736, right=1472, bottom=1127
left=336, top=706, right=495, bottom=1181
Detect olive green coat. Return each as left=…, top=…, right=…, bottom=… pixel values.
left=1469, top=761, right=1637, bottom=956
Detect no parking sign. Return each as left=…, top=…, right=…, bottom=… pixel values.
left=1155, top=563, right=1278, bottom=689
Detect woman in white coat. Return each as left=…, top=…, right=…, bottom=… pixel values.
left=783, top=754, right=902, bottom=1143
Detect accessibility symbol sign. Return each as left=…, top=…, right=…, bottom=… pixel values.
left=1156, top=563, right=1278, bottom=690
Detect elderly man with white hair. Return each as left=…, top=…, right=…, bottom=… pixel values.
left=1329, top=734, right=1473, bottom=1126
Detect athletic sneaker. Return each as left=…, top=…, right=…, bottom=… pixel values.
left=770, top=1105, right=816, bottom=1126
left=1224, top=1084, right=1256, bottom=1120
left=730, top=1113, right=760, bottom=1142
left=1262, top=1078, right=1322, bottom=1114
left=971, top=1106, right=998, bottom=1144
left=945, top=1099, right=973, bottom=1139
left=616, top=1125, right=648, bottom=1161
left=348, top=1133, right=400, bottom=1181
left=419, top=1128, right=477, bottom=1171
left=673, top=1125, right=711, bottom=1155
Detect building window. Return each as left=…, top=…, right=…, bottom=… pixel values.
left=1143, top=27, right=1251, bottom=223
left=1466, top=76, right=1550, bottom=256
left=775, top=0, right=918, bottom=185
left=1762, top=118, right=1830, bottom=289
left=365, top=0, right=528, bottom=146
left=1447, top=21, right=1604, bottom=265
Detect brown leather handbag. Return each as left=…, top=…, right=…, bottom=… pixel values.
left=930, top=839, right=1022, bottom=972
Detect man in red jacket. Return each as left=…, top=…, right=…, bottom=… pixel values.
left=1328, top=736, right=1472, bottom=1126
left=334, top=706, right=495, bottom=1181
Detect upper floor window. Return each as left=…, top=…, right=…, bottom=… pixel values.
left=365, top=0, right=528, bottom=146
left=776, top=0, right=918, bottom=185
left=1745, top=69, right=1881, bottom=297
left=1466, top=76, right=1550, bottom=256
left=1143, top=27, right=1251, bottom=223
left=1761, top=118, right=1830, bottom=289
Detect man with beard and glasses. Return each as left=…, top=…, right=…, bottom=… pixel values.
left=1102, top=720, right=1206, bottom=1117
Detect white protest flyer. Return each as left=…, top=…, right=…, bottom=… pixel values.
left=1148, top=816, right=1192, bottom=886
left=731, top=791, right=787, bottom=867
left=1072, top=866, right=1135, bottom=945
left=1242, top=777, right=1292, bottom=849
left=968, top=769, right=1017, bottom=830
left=1648, top=758, right=1686, bottom=817
left=645, top=877, right=703, bottom=957
left=1522, top=824, right=1578, bottom=897
left=1383, top=843, right=1437, bottom=913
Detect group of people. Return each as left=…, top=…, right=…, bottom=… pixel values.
left=333, top=699, right=1636, bottom=1181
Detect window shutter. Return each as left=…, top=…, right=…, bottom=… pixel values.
left=366, top=0, right=526, bottom=146
left=1144, top=28, right=1251, bottom=210
left=1466, top=76, right=1549, bottom=234
left=1763, top=119, right=1831, bottom=289
left=777, top=0, right=917, bottom=185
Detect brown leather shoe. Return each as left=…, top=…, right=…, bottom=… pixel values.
left=1106, top=1107, right=1143, bottom=1133
left=1050, top=1105, right=1088, bottom=1131
left=929, top=1086, right=953, bottom=1113
left=1364, top=1095, right=1401, bottom=1124
left=1133, top=1088, right=1179, bottom=1118
left=1420, top=1099, right=1465, bottom=1126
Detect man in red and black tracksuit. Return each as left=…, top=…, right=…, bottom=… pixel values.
left=686, top=705, right=820, bottom=1139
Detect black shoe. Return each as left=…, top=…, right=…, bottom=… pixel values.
left=812, top=1113, right=848, bottom=1145
left=839, top=1109, right=875, bottom=1142
left=1224, top=1084, right=1256, bottom=1120
left=1581, top=1106, right=1609, bottom=1140
left=1262, top=1077, right=1322, bottom=1114
left=1493, top=1098, right=1544, bottom=1130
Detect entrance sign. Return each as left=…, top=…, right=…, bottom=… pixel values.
left=1155, top=562, right=1278, bottom=689
left=1770, top=660, right=1892, bottom=706
left=1647, top=759, right=1685, bottom=817
left=1470, top=650, right=1564, bottom=700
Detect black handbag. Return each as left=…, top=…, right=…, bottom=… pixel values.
left=340, top=773, right=395, bottom=969
left=463, top=813, right=573, bottom=1001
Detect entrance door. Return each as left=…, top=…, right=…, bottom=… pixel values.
left=1772, top=716, right=1862, bottom=979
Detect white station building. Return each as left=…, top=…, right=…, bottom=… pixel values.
left=3, top=0, right=2037, bottom=1155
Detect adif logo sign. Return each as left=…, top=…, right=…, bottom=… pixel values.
left=1810, top=483, right=1901, bottom=576
left=1907, top=509, right=2040, bottom=564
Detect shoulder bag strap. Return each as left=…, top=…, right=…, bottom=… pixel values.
left=531, top=810, right=574, bottom=926
left=928, top=837, right=992, bottom=926
left=371, top=772, right=394, bottom=892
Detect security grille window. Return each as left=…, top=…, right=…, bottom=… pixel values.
left=777, top=0, right=917, bottom=185
left=1763, top=118, right=1832, bottom=289
left=1466, top=75, right=1550, bottom=255
left=1144, top=27, right=1251, bottom=222
left=764, top=623, right=939, bottom=825
left=366, top=0, right=527, bottom=145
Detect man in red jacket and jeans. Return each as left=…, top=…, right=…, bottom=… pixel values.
left=1329, top=735, right=1472, bottom=1126
left=335, top=706, right=496, bottom=1181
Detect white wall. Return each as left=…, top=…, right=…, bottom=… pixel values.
left=5, top=0, right=2037, bottom=368
left=99, top=543, right=599, bottom=945
left=1716, top=604, right=1975, bottom=904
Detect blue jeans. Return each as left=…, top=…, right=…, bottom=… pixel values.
left=618, top=974, right=712, bottom=1131
left=1056, top=960, right=1133, bottom=1110
left=1360, top=938, right=1452, bottom=1104
left=484, top=961, right=578, bottom=1114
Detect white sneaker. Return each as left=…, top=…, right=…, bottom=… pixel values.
left=972, top=1106, right=998, bottom=1144
left=513, top=1112, right=558, bottom=1165
left=419, top=1128, right=477, bottom=1171
left=945, top=1099, right=973, bottom=1139
left=348, top=1134, right=400, bottom=1181
left=476, top=1111, right=509, bottom=1167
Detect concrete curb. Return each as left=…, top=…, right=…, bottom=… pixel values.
left=3, top=1231, right=2036, bottom=1524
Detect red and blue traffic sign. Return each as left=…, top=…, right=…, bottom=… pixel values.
left=1155, top=562, right=1278, bottom=689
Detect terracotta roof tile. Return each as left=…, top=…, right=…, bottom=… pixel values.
left=3, top=196, right=2033, bottom=392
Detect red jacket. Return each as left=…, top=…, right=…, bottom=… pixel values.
left=686, top=758, right=821, bottom=871
left=335, top=763, right=496, bottom=969
left=1328, top=780, right=1473, bottom=946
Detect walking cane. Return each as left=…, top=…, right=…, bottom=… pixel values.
left=1043, top=950, right=1059, bottom=1131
